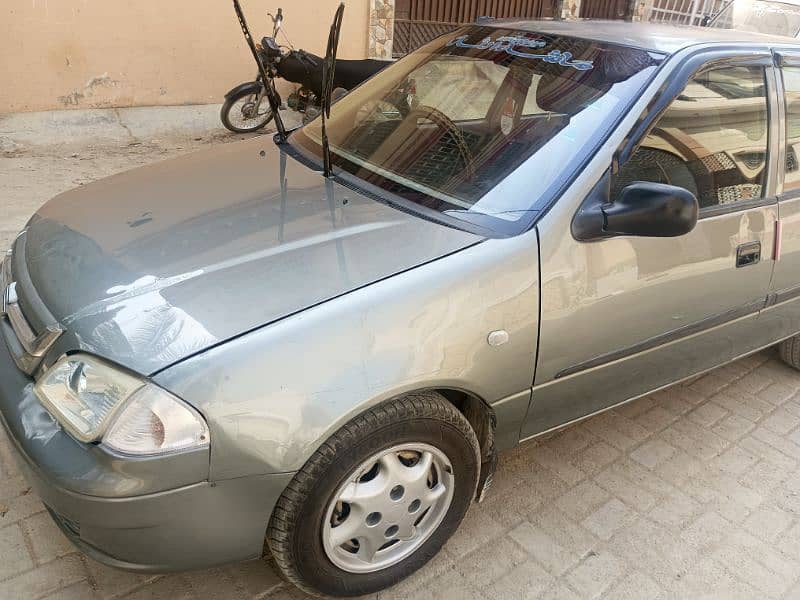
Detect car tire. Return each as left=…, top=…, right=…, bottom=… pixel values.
left=266, top=392, right=480, bottom=597
left=779, top=335, right=800, bottom=370
left=220, top=88, right=273, bottom=134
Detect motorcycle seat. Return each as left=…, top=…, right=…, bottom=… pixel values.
left=277, top=51, right=391, bottom=98
left=333, top=59, right=391, bottom=90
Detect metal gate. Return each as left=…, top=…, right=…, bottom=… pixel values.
left=579, top=0, right=631, bottom=19
left=393, top=0, right=558, bottom=57
left=645, top=0, right=725, bottom=25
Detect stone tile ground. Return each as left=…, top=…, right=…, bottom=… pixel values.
left=3, top=122, right=800, bottom=599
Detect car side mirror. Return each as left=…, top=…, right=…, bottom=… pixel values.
left=604, top=182, right=699, bottom=237
left=572, top=177, right=699, bottom=241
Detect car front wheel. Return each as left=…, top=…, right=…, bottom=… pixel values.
left=266, top=392, right=480, bottom=597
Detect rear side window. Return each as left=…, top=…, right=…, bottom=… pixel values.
left=783, top=66, right=800, bottom=192
left=614, top=66, right=769, bottom=209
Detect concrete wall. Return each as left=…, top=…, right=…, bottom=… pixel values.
left=1, top=0, right=370, bottom=113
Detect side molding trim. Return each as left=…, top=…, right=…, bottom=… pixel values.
left=554, top=299, right=766, bottom=380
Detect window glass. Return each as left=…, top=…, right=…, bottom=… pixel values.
left=614, top=66, right=769, bottom=209
left=709, top=0, right=800, bottom=37
left=292, top=26, right=660, bottom=226
left=783, top=66, right=800, bottom=191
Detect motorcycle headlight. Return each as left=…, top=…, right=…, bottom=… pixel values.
left=34, top=354, right=209, bottom=455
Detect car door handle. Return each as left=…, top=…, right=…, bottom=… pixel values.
left=736, top=241, right=761, bottom=268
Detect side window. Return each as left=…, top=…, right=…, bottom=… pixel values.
left=783, top=66, right=800, bottom=192
left=614, top=66, right=769, bottom=209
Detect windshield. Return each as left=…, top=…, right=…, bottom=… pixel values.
left=291, top=26, right=661, bottom=233
left=710, top=0, right=800, bottom=36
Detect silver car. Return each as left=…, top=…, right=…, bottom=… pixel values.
left=3, top=19, right=800, bottom=597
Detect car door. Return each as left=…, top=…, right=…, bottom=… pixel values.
left=522, top=54, right=780, bottom=439
left=762, top=52, right=800, bottom=341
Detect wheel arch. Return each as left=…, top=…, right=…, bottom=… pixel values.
left=413, top=387, right=498, bottom=502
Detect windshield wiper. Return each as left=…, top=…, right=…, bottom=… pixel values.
left=321, top=3, right=345, bottom=177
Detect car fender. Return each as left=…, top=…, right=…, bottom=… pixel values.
left=154, top=231, right=540, bottom=480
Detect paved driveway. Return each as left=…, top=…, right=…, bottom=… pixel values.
left=2, top=124, right=800, bottom=599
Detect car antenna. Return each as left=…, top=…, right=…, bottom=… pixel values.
left=321, top=3, right=345, bottom=177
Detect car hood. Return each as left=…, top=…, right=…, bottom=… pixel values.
left=22, top=136, right=481, bottom=375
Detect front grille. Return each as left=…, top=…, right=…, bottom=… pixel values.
left=1, top=236, right=63, bottom=375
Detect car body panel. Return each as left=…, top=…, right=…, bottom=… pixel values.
left=21, top=137, right=481, bottom=376
left=4, top=22, right=800, bottom=576
left=763, top=49, right=800, bottom=345
left=524, top=47, right=781, bottom=438
left=0, top=329, right=209, bottom=497
left=527, top=203, right=777, bottom=438
left=155, top=232, right=540, bottom=479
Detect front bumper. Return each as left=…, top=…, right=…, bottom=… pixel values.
left=0, top=331, right=294, bottom=572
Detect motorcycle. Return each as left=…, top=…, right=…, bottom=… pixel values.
left=221, top=1, right=391, bottom=133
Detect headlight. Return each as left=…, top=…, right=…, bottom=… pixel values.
left=34, top=354, right=209, bottom=455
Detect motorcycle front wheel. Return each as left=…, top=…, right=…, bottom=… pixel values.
left=221, top=88, right=274, bottom=133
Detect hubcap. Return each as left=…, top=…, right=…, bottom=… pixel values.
left=322, top=443, right=455, bottom=573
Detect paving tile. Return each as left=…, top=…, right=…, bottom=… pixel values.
left=0, top=492, right=45, bottom=528
left=737, top=370, right=776, bottom=395
left=593, top=469, right=658, bottom=513
left=444, top=507, right=506, bottom=559
left=580, top=499, right=636, bottom=541
left=218, top=560, right=283, bottom=596
left=570, top=441, right=620, bottom=476
left=528, top=506, right=599, bottom=561
left=563, top=551, right=625, bottom=599
left=685, top=372, right=730, bottom=397
left=0, top=555, right=85, bottom=600
left=23, top=511, right=76, bottom=564
left=116, top=576, right=194, bottom=600
left=0, top=523, right=34, bottom=580
left=647, top=491, right=702, bottom=529
left=543, top=427, right=598, bottom=457
left=712, top=413, right=757, bottom=443
left=655, top=389, right=695, bottom=415
left=687, top=402, right=729, bottom=428
left=455, top=534, right=528, bottom=589
left=634, top=406, right=677, bottom=434
left=761, top=408, right=800, bottom=435
left=629, top=439, right=676, bottom=469
left=615, top=396, right=657, bottom=419
left=488, top=559, right=554, bottom=600
left=712, top=390, right=766, bottom=423
left=609, top=457, right=680, bottom=498
left=555, top=480, right=610, bottom=521
left=679, top=512, right=733, bottom=552
left=377, top=548, right=455, bottom=598
left=508, top=521, right=579, bottom=576
left=537, top=582, right=581, bottom=600
left=667, top=556, right=760, bottom=599
left=740, top=436, right=797, bottom=471
left=606, top=518, right=696, bottom=588
left=710, top=445, right=759, bottom=476
left=41, top=580, right=101, bottom=599
left=742, top=505, right=794, bottom=543
left=529, top=446, right=586, bottom=487
left=83, top=557, right=159, bottom=600
left=739, top=459, right=787, bottom=494
left=603, top=571, right=662, bottom=600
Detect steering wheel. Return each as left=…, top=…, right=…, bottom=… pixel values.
left=406, top=105, right=475, bottom=181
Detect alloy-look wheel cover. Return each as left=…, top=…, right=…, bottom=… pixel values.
left=322, top=443, right=455, bottom=573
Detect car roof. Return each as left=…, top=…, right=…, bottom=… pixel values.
left=484, top=19, right=799, bottom=54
